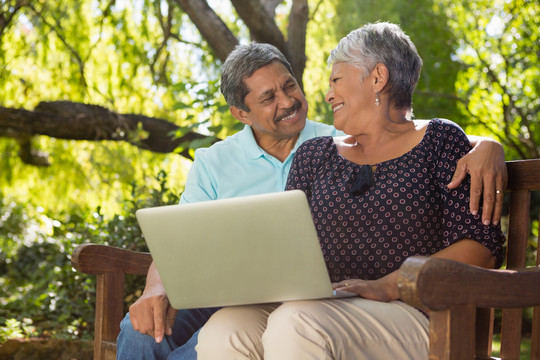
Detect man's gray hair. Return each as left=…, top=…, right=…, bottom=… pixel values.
left=328, top=22, right=423, bottom=110
left=221, top=42, right=293, bottom=111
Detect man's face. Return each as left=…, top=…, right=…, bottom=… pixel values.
left=231, top=62, right=308, bottom=144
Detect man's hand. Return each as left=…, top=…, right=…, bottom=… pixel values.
left=448, top=136, right=507, bottom=225
left=129, top=262, right=177, bottom=343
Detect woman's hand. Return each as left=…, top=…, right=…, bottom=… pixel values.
left=332, top=272, right=400, bottom=302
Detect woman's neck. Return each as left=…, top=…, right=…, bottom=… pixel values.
left=340, top=119, right=428, bottom=165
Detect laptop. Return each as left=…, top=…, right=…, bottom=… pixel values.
left=136, top=189, right=355, bottom=309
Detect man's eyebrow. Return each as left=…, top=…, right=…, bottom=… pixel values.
left=283, top=76, right=299, bottom=88
left=257, top=88, right=275, bottom=101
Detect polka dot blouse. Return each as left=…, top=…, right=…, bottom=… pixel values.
left=286, top=118, right=505, bottom=282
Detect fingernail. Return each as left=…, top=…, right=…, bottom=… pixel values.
left=493, top=220, right=499, bottom=225
left=483, top=220, right=490, bottom=226
left=471, top=210, right=478, bottom=216
left=156, top=336, right=162, bottom=343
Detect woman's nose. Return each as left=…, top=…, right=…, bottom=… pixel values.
left=325, top=88, right=334, bottom=104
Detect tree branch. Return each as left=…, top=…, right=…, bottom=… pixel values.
left=308, top=0, right=325, bottom=20
left=0, top=102, right=219, bottom=165
left=28, top=3, right=88, bottom=87
left=230, top=0, right=286, bottom=52
left=173, top=0, right=238, bottom=62
left=17, top=136, right=50, bottom=167
left=0, top=0, right=27, bottom=40
left=260, top=0, right=282, bottom=16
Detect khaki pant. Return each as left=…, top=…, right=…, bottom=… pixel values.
left=196, top=298, right=429, bottom=360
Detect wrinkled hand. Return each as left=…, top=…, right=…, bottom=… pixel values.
left=129, top=287, right=177, bottom=343
left=448, top=138, right=507, bottom=225
left=333, top=273, right=399, bottom=302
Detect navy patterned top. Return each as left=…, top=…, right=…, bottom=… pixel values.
left=286, top=119, right=505, bottom=282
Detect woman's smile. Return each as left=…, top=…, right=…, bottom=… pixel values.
left=332, top=103, right=344, bottom=112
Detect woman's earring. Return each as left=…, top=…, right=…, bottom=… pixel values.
left=375, top=92, right=380, bottom=106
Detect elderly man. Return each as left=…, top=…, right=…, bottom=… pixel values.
left=116, top=42, right=506, bottom=360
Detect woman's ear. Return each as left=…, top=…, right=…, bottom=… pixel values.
left=230, top=106, right=252, bottom=126
left=373, top=63, right=389, bottom=92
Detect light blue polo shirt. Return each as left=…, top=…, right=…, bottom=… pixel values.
left=180, top=120, right=341, bottom=204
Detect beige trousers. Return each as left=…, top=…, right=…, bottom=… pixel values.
left=196, top=298, right=429, bottom=360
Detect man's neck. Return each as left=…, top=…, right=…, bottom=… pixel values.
left=256, top=133, right=300, bottom=162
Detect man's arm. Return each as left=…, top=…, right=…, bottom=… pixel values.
left=128, top=152, right=215, bottom=343
left=129, top=262, right=177, bottom=343
left=448, top=135, right=507, bottom=225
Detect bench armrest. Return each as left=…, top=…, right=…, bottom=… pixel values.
left=71, top=243, right=152, bottom=275
left=397, top=256, right=540, bottom=311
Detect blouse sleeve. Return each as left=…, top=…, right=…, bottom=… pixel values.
left=431, top=119, right=506, bottom=267
left=286, top=137, right=331, bottom=199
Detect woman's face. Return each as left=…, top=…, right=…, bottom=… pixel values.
left=325, top=62, right=374, bottom=133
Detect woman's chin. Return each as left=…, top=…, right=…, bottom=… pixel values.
left=333, top=121, right=347, bottom=133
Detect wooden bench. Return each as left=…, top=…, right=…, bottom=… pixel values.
left=72, top=244, right=152, bottom=360
left=72, top=159, right=540, bottom=360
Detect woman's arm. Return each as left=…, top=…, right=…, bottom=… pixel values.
left=333, top=239, right=495, bottom=302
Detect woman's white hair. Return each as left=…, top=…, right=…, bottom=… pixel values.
left=328, top=22, right=423, bottom=110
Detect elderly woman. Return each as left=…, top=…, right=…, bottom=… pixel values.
left=195, top=23, right=505, bottom=359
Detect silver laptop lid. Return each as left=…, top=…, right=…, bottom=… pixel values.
left=136, top=190, right=334, bottom=309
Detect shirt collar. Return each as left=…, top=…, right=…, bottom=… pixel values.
left=238, top=120, right=315, bottom=161
left=238, top=125, right=264, bottom=160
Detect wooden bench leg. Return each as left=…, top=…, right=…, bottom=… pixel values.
left=429, top=304, right=476, bottom=360
left=94, top=272, right=124, bottom=360
left=475, top=307, right=494, bottom=357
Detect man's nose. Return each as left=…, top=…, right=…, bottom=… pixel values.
left=276, top=90, right=295, bottom=107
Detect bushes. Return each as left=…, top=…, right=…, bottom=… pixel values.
left=0, top=170, right=181, bottom=341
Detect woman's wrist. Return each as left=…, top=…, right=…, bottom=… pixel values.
left=382, top=271, right=400, bottom=301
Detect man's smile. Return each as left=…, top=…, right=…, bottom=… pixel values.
left=275, top=101, right=302, bottom=123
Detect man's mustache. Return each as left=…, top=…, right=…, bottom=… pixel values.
left=275, top=100, right=302, bottom=123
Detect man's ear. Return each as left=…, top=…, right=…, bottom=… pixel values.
left=230, top=106, right=252, bottom=126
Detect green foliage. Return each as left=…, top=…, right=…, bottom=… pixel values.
left=436, top=0, right=540, bottom=160
left=0, top=170, right=181, bottom=340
